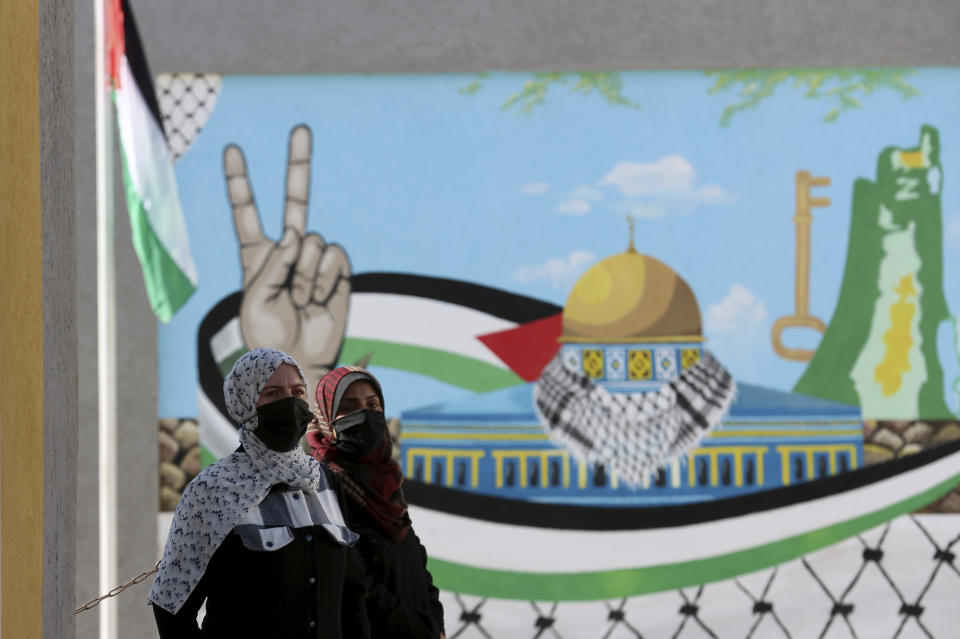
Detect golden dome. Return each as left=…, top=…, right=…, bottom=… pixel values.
left=562, top=250, right=702, bottom=341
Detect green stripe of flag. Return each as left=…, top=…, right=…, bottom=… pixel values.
left=214, top=338, right=522, bottom=392
left=112, top=53, right=197, bottom=323
left=338, top=338, right=524, bottom=392
left=118, top=145, right=197, bottom=323
left=424, top=471, right=960, bottom=600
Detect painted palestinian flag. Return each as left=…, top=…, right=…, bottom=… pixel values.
left=405, top=440, right=960, bottom=600
left=191, top=273, right=960, bottom=600
left=195, top=273, right=558, bottom=460
left=107, top=0, right=197, bottom=322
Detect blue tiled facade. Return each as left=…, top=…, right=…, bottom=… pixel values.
left=399, top=382, right=865, bottom=506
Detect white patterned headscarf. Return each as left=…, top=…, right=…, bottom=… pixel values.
left=149, top=348, right=355, bottom=614
left=225, top=348, right=323, bottom=490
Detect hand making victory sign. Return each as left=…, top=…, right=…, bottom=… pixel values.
left=223, top=125, right=351, bottom=386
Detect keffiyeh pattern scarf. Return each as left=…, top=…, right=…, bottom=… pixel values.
left=148, top=348, right=357, bottom=614
left=534, top=349, right=736, bottom=487
left=308, top=366, right=410, bottom=542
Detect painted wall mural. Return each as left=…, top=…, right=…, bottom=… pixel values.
left=156, top=68, right=960, bottom=637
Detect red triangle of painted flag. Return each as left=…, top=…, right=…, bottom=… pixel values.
left=477, top=313, right=563, bottom=382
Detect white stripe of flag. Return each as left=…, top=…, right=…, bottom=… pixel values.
left=113, top=57, right=197, bottom=321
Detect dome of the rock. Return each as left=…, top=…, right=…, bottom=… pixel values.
left=558, top=248, right=705, bottom=392
left=563, top=250, right=702, bottom=340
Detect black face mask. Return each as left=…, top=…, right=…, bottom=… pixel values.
left=332, top=409, right=388, bottom=457
left=254, top=397, right=314, bottom=452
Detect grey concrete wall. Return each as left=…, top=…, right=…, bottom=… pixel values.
left=73, top=1, right=159, bottom=637
left=41, top=0, right=77, bottom=637
left=133, top=0, right=959, bottom=73
left=72, top=1, right=958, bottom=637
left=73, top=7, right=98, bottom=637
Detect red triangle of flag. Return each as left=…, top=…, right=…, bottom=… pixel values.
left=106, top=0, right=125, bottom=88
left=477, top=313, right=563, bottom=382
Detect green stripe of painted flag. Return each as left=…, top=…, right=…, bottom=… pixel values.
left=338, top=338, right=524, bottom=392
left=217, top=339, right=523, bottom=392
left=425, top=470, right=960, bottom=600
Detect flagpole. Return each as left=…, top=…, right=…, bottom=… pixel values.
left=95, top=0, right=119, bottom=636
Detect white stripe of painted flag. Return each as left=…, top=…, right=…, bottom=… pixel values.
left=109, top=0, right=197, bottom=322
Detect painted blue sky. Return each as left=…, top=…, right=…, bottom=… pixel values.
left=159, top=68, right=960, bottom=418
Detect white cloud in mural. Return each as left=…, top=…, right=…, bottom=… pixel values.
left=599, top=155, right=734, bottom=204
left=514, top=250, right=597, bottom=288
left=625, top=202, right=667, bottom=219
left=705, top=284, right=769, bottom=335
left=571, top=185, right=604, bottom=202
left=556, top=184, right=604, bottom=215
left=556, top=200, right=592, bottom=215
left=692, top=184, right=736, bottom=205
left=521, top=182, right=550, bottom=195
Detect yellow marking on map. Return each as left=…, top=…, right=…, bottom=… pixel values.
left=897, top=149, right=926, bottom=169
left=874, top=274, right=917, bottom=396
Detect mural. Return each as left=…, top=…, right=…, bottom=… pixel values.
left=156, top=68, right=960, bottom=636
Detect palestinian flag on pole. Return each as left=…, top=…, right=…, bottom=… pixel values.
left=106, top=0, right=197, bottom=322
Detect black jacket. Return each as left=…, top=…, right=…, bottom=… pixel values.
left=342, top=499, right=445, bottom=638
left=153, top=486, right=370, bottom=639
left=152, top=523, right=369, bottom=639
left=153, top=523, right=369, bottom=639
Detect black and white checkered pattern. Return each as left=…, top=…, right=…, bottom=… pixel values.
left=534, top=350, right=736, bottom=486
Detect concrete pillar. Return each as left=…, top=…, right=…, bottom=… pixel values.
left=72, top=1, right=160, bottom=637
left=0, top=0, right=77, bottom=637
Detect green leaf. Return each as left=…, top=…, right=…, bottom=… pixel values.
left=704, top=67, right=920, bottom=126
left=838, top=92, right=862, bottom=110
left=458, top=80, right=484, bottom=96
left=457, top=72, right=491, bottom=97
left=461, top=71, right=642, bottom=115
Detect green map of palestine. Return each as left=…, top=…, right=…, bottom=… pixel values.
left=794, top=125, right=953, bottom=419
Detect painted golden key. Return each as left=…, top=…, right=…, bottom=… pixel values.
left=772, top=171, right=830, bottom=361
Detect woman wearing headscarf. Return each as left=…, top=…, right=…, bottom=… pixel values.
left=149, top=348, right=369, bottom=639
left=308, top=366, right=446, bottom=639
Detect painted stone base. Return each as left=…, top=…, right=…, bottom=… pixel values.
left=158, top=418, right=202, bottom=511
left=865, top=420, right=960, bottom=513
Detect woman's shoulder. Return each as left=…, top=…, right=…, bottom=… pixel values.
left=315, top=459, right=336, bottom=480
left=181, top=450, right=253, bottom=493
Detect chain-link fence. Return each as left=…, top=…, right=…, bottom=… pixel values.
left=437, top=514, right=959, bottom=638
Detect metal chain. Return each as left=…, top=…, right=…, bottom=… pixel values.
left=75, top=561, right=161, bottom=614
